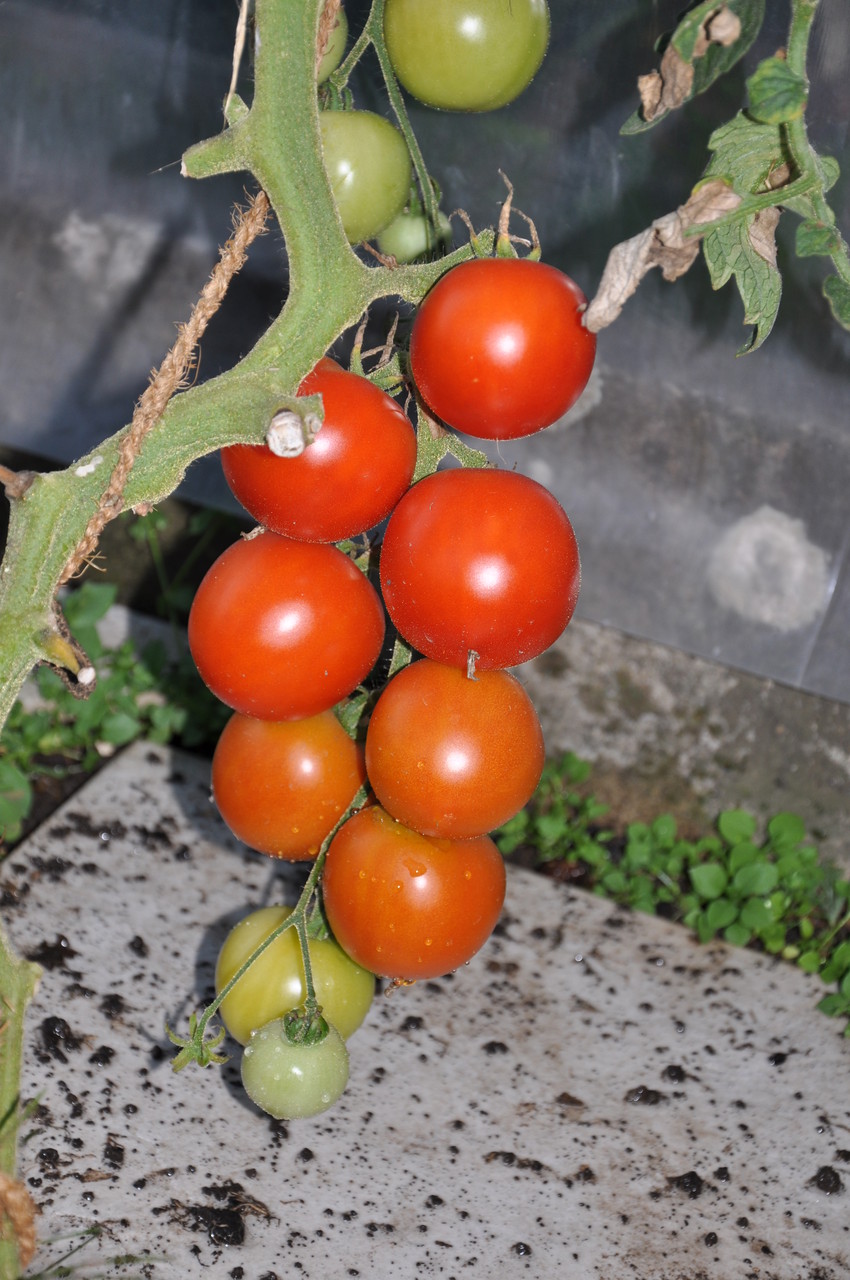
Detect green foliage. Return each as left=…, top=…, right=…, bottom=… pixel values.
left=0, top=580, right=229, bottom=847
left=496, top=755, right=850, bottom=1035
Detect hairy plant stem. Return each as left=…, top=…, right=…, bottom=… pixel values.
left=0, top=924, right=40, bottom=1279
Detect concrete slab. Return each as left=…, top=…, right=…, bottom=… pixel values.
left=4, top=742, right=849, bottom=1279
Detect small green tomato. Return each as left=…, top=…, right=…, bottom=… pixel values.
left=377, top=210, right=453, bottom=263
left=241, top=1018, right=349, bottom=1120
left=319, top=110, right=412, bottom=244
left=317, top=8, right=348, bottom=83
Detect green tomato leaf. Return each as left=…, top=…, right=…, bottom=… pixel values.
left=746, top=56, right=807, bottom=125
left=690, top=862, right=729, bottom=900
left=823, top=275, right=850, bottom=331
left=703, top=113, right=785, bottom=194
left=718, top=809, right=757, bottom=844
left=795, top=220, right=844, bottom=260
left=733, top=862, right=779, bottom=897
left=702, top=212, right=782, bottom=352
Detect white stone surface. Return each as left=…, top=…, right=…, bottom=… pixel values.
left=4, top=743, right=849, bottom=1279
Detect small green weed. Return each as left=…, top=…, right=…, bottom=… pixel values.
left=496, top=753, right=850, bottom=1036
left=0, top=580, right=228, bottom=845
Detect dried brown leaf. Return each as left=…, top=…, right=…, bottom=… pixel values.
left=706, top=6, right=742, bottom=47
left=584, top=180, right=741, bottom=332
left=639, top=45, right=694, bottom=121
left=748, top=207, right=781, bottom=266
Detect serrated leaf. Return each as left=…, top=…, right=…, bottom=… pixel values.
left=702, top=214, right=782, bottom=351
left=796, top=219, right=843, bottom=259
left=703, top=113, right=787, bottom=194
left=823, top=275, right=850, bottom=330
left=746, top=56, right=807, bottom=125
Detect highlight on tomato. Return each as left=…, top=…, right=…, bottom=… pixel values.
left=221, top=358, right=415, bottom=542
left=409, top=257, right=596, bottom=438
left=384, top=0, right=550, bottom=112
left=212, top=710, right=367, bottom=859
left=216, top=906, right=374, bottom=1045
left=365, top=660, right=544, bottom=838
left=322, top=806, right=506, bottom=980
left=188, top=531, right=385, bottom=720
left=380, top=468, right=580, bottom=669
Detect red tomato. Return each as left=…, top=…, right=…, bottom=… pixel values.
left=220, top=359, right=416, bottom=542
left=212, top=711, right=367, bottom=859
left=365, top=660, right=543, bottom=838
left=188, top=532, right=385, bottom=719
left=379, top=468, right=580, bottom=669
left=409, top=257, right=596, bottom=438
left=322, top=806, right=505, bottom=979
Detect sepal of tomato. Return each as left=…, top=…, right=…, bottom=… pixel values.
left=380, top=468, right=580, bottom=669
left=323, top=806, right=506, bottom=980
left=409, top=257, right=596, bottom=438
left=188, top=531, right=385, bottom=720
left=365, top=660, right=543, bottom=838
left=220, top=359, right=415, bottom=542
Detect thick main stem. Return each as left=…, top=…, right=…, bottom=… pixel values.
left=0, top=925, right=40, bottom=1280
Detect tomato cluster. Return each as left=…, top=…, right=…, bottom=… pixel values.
left=184, top=0, right=595, bottom=1122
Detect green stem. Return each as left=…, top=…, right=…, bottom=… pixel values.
left=175, top=785, right=367, bottom=1062
left=0, top=923, right=41, bottom=1280
left=785, top=0, right=820, bottom=78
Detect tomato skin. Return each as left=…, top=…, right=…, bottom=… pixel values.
left=216, top=906, right=374, bottom=1044
left=380, top=469, right=580, bottom=669
left=220, top=359, right=415, bottom=542
left=384, top=0, right=549, bottom=112
left=365, top=660, right=543, bottom=838
left=241, top=1018, right=349, bottom=1119
left=323, top=806, right=506, bottom=979
left=317, top=7, right=348, bottom=83
left=188, top=532, right=385, bottom=720
left=320, top=111, right=412, bottom=244
left=376, top=210, right=453, bottom=263
left=212, top=710, right=367, bottom=859
left=410, top=258, right=596, bottom=439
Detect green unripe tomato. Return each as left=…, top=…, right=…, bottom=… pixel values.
left=215, top=906, right=374, bottom=1045
left=241, top=1019, right=349, bottom=1120
left=377, top=210, right=453, bottom=263
left=319, top=110, right=412, bottom=243
left=384, top=0, right=550, bottom=112
left=317, top=7, right=348, bottom=83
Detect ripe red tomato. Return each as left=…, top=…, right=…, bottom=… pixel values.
left=188, top=532, right=385, bottom=719
left=322, top=806, right=505, bottom=979
left=409, top=257, right=596, bottom=438
left=365, top=660, right=543, bottom=838
left=380, top=468, right=580, bottom=669
left=220, top=359, right=416, bottom=542
left=212, top=711, right=367, bottom=859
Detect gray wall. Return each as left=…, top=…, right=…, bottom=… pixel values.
left=2, top=0, right=849, bottom=701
